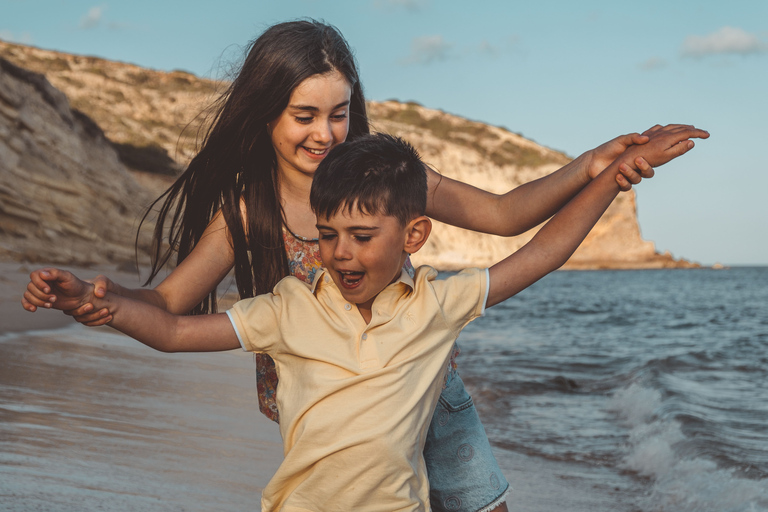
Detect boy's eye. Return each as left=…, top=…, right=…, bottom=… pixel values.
left=319, top=233, right=337, bottom=241
left=355, top=235, right=372, bottom=243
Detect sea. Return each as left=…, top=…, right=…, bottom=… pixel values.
left=1, top=266, right=767, bottom=511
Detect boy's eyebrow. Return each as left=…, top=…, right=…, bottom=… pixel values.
left=287, top=100, right=350, bottom=112
left=316, top=223, right=380, bottom=231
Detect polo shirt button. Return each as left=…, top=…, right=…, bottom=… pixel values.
left=362, top=333, right=368, bottom=340
left=344, top=304, right=352, bottom=311
left=324, top=275, right=331, bottom=283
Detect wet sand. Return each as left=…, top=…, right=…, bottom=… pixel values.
left=1, top=261, right=283, bottom=510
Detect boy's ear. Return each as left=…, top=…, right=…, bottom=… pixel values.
left=403, top=216, right=432, bottom=254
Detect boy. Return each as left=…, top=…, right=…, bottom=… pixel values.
left=25, top=129, right=703, bottom=511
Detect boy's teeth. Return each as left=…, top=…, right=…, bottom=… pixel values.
left=340, top=271, right=363, bottom=284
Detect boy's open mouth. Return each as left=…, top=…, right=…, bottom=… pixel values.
left=338, top=270, right=364, bottom=287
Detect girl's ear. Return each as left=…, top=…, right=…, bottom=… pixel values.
left=403, top=216, right=432, bottom=255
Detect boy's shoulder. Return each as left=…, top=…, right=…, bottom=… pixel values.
left=412, top=265, right=488, bottom=298
left=412, top=265, right=486, bottom=283
left=410, top=265, right=489, bottom=325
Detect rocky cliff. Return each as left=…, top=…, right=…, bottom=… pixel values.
left=0, top=40, right=697, bottom=270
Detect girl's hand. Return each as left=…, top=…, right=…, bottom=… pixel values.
left=64, top=275, right=115, bottom=326
left=586, top=132, right=655, bottom=191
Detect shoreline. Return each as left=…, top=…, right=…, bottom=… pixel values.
left=0, top=258, right=737, bottom=335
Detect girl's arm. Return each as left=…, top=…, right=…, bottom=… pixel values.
left=425, top=125, right=708, bottom=236
left=22, top=267, right=240, bottom=352
left=23, top=211, right=236, bottom=324
left=486, top=125, right=707, bottom=307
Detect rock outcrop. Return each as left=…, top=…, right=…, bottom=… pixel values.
left=0, top=56, right=153, bottom=267
left=0, top=40, right=698, bottom=270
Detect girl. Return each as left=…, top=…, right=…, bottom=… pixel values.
left=25, top=19, right=698, bottom=512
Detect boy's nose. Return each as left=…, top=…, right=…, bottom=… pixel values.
left=333, top=239, right=352, bottom=260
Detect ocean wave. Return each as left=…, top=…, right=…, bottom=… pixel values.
left=608, top=384, right=768, bottom=512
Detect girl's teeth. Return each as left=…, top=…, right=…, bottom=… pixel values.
left=306, top=148, right=325, bottom=155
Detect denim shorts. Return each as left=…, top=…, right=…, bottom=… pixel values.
left=424, top=372, right=510, bottom=512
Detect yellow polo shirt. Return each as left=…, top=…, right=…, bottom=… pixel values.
left=227, top=266, right=488, bottom=512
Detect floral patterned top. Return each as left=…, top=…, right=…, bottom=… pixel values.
left=255, top=226, right=458, bottom=423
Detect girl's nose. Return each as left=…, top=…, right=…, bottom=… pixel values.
left=312, top=119, right=332, bottom=144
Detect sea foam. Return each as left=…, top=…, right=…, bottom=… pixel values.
left=609, top=384, right=768, bottom=512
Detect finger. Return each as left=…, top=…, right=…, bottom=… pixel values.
left=21, top=296, right=39, bottom=312
left=26, top=281, right=53, bottom=303
left=615, top=173, right=633, bottom=192
left=84, top=315, right=113, bottom=327
left=642, top=124, right=663, bottom=136
left=72, top=308, right=111, bottom=324
left=666, top=139, right=695, bottom=158
left=64, top=303, right=95, bottom=317
left=634, top=157, right=656, bottom=179
left=29, top=269, right=55, bottom=295
left=91, top=275, right=111, bottom=298
left=631, top=133, right=650, bottom=145
left=23, top=286, right=54, bottom=307
left=619, top=162, right=643, bottom=185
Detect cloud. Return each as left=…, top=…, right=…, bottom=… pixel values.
left=639, top=57, right=667, bottom=70
left=0, top=30, right=33, bottom=44
left=373, top=0, right=428, bottom=12
left=478, top=40, right=499, bottom=57
left=402, top=35, right=452, bottom=65
left=79, top=5, right=105, bottom=30
left=681, top=26, right=768, bottom=57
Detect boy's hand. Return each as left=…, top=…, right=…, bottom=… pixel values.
left=22, top=268, right=96, bottom=313
left=619, top=124, right=709, bottom=169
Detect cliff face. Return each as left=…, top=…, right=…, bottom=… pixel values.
left=0, top=57, right=153, bottom=267
left=0, top=40, right=697, bottom=270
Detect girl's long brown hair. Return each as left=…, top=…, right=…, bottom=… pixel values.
left=141, top=20, right=370, bottom=312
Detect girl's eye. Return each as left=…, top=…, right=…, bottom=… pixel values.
left=295, top=116, right=313, bottom=124
left=331, top=112, right=348, bottom=122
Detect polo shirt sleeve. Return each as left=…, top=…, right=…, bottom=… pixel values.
left=429, top=267, right=489, bottom=335
left=226, top=290, right=284, bottom=354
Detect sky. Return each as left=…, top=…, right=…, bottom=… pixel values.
left=2, top=0, right=766, bottom=266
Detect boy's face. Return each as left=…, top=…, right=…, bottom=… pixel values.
left=316, top=207, right=409, bottom=316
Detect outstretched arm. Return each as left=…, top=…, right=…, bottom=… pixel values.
left=22, top=211, right=236, bottom=326
left=425, top=125, right=708, bottom=237
left=21, top=268, right=239, bottom=352
left=486, top=125, right=707, bottom=307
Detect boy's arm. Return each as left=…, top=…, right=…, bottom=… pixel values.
left=486, top=165, right=620, bottom=307
left=486, top=126, right=706, bottom=307
left=426, top=125, right=708, bottom=237
left=22, top=268, right=240, bottom=353
left=95, top=293, right=241, bottom=353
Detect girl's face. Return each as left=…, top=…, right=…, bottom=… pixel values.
left=268, top=70, right=352, bottom=180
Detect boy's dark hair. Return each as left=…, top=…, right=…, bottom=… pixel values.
left=310, top=133, right=427, bottom=226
